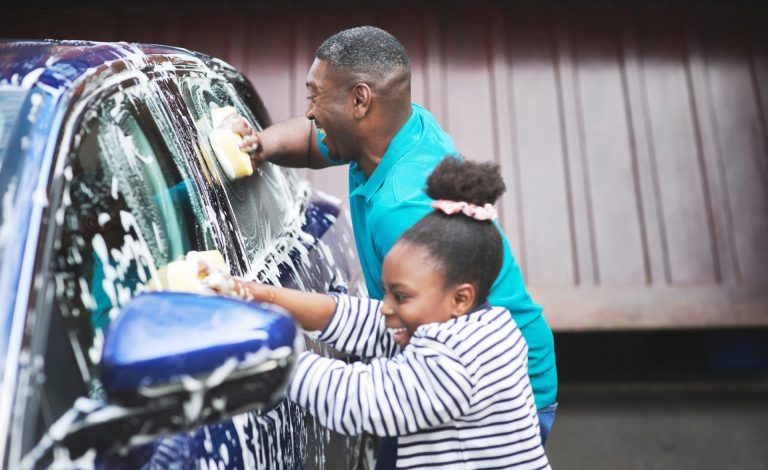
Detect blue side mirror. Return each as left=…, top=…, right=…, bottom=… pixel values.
left=101, top=292, right=298, bottom=421
left=19, top=292, right=300, bottom=466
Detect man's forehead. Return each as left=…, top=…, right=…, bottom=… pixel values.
left=306, top=59, right=349, bottom=90
left=306, top=59, right=328, bottom=89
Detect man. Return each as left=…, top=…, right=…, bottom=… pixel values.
left=230, top=26, right=558, bottom=445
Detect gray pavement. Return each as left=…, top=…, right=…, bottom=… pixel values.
left=546, top=380, right=768, bottom=469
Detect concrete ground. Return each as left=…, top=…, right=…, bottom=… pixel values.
left=545, top=380, right=768, bottom=469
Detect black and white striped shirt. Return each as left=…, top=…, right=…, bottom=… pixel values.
left=288, top=295, right=550, bottom=469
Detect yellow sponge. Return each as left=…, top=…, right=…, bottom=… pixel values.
left=210, top=106, right=238, bottom=128
left=208, top=106, right=254, bottom=180
left=148, top=249, right=227, bottom=293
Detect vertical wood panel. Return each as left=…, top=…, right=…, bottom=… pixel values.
left=555, top=19, right=597, bottom=286
left=638, top=17, right=718, bottom=285
left=242, top=8, right=295, bottom=124
left=4, top=10, right=51, bottom=40
left=686, top=17, right=740, bottom=286
left=177, top=7, right=232, bottom=64
left=752, top=25, right=768, bottom=165
left=441, top=8, right=495, bottom=162
left=227, top=13, right=246, bottom=74
left=507, top=20, right=574, bottom=286
left=46, top=8, right=117, bottom=42
left=490, top=11, right=523, bottom=263
left=292, top=15, right=313, bottom=192
left=701, top=16, right=768, bottom=284
left=572, top=20, right=647, bottom=285
left=621, top=23, right=667, bottom=287
left=423, top=9, right=445, bottom=126
left=291, top=16, right=311, bottom=118
left=116, top=7, right=179, bottom=46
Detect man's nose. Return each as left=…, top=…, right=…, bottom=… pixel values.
left=305, top=102, right=314, bottom=120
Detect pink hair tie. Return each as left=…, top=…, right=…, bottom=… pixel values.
left=431, top=199, right=497, bottom=221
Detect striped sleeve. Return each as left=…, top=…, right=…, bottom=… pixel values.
left=316, top=294, right=399, bottom=359
left=287, top=344, right=472, bottom=436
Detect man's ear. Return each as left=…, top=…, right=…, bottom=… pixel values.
left=451, top=283, right=476, bottom=318
left=351, top=83, right=372, bottom=118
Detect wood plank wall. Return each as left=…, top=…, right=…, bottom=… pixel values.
left=4, top=2, right=768, bottom=330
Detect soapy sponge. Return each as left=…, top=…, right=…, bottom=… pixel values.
left=208, top=106, right=254, bottom=180
left=148, top=249, right=227, bottom=293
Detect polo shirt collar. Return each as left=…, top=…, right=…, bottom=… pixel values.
left=350, top=104, right=422, bottom=202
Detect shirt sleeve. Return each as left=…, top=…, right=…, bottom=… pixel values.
left=287, top=338, right=472, bottom=437
left=317, top=294, right=399, bottom=359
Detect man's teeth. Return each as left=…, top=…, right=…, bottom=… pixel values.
left=387, top=327, right=407, bottom=335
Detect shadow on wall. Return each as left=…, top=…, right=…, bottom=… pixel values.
left=555, top=328, right=768, bottom=382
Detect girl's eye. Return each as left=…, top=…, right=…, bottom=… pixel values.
left=394, top=293, right=407, bottom=303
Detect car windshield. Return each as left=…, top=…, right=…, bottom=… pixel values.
left=0, top=88, right=28, bottom=261
left=0, top=88, right=27, bottom=166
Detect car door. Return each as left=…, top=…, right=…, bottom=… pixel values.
left=12, top=55, right=363, bottom=469
left=10, top=68, right=228, bottom=467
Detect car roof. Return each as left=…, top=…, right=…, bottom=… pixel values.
left=0, top=39, right=210, bottom=92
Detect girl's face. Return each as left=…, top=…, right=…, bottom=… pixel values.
left=381, top=242, right=473, bottom=347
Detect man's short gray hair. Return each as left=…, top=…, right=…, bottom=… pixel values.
left=315, top=26, right=411, bottom=79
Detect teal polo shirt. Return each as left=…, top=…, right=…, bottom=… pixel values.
left=318, top=103, right=557, bottom=408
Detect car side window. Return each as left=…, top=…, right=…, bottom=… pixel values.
left=51, top=83, right=214, bottom=387
left=177, top=75, right=295, bottom=261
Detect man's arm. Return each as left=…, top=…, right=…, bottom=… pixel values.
left=226, top=114, right=330, bottom=169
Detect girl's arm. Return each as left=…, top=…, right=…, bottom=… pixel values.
left=207, top=276, right=397, bottom=358
left=288, top=343, right=472, bottom=437
left=203, top=276, right=336, bottom=331
left=217, top=278, right=336, bottom=331
left=315, top=294, right=398, bottom=359
left=244, top=281, right=337, bottom=331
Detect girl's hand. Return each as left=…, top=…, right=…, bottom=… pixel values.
left=202, top=271, right=256, bottom=301
left=202, top=269, right=279, bottom=306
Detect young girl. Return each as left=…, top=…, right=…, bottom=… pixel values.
left=207, top=157, right=550, bottom=470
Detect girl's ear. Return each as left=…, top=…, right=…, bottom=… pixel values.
left=451, top=283, right=476, bottom=317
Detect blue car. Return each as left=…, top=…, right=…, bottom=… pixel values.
left=0, top=40, right=366, bottom=469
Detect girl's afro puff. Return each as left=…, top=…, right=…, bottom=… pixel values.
left=426, top=157, right=506, bottom=206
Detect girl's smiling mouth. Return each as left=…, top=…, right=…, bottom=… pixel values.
left=386, top=326, right=411, bottom=345
left=386, top=326, right=407, bottom=335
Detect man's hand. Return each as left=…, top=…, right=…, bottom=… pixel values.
left=220, top=113, right=267, bottom=170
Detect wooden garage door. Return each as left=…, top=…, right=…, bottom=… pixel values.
left=5, top=2, right=767, bottom=330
